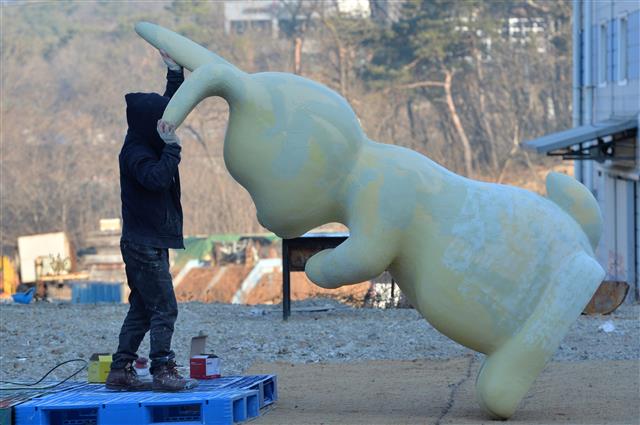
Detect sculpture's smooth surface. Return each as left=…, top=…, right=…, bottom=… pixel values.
left=135, top=22, right=605, bottom=419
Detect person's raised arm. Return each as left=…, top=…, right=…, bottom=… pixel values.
left=123, top=121, right=182, bottom=192
left=160, top=49, right=184, bottom=99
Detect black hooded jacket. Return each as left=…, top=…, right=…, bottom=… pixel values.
left=119, top=69, right=185, bottom=249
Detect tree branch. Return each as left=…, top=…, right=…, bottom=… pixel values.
left=385, top=80, right=445, bottom=93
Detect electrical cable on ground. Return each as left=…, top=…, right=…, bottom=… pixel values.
left=0, top=358, right=88, bottom=391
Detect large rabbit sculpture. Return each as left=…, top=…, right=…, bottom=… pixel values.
left=135, top=22, right=605, bottom=419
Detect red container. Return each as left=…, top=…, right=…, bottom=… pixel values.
left=190, top=354, right=221, bottom=379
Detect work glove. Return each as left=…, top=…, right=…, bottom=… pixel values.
left=159, top=49, right=182, bottom=71
left=157, top=120, right=181, bottom=146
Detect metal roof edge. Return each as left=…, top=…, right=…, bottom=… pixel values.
left=522, top=117, right=638, bottom=154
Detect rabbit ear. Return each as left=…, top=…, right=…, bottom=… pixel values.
left=162, top=62, right=246, bottom=127
left=135, top=22, right=239, bottom=73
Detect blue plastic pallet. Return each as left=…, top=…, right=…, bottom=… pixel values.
left=196, top=375, right=277, bottom=408
left=13, top=375, right=276, bottom=425
left=83, top=375, right=277, bottom=408
left=1, top=382, right=92, bottom=425
left=15, top=389, right=257, bottom=425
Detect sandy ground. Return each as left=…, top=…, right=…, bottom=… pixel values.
left=248, top=358, right=640, bottom=425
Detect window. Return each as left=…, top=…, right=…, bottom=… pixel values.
left=630, top=10, right=640, bottom=80
left=231, top=21, right=247, bottom=35
left=611, top=19, right=618, bottom=82
left=619, top=16, right=628, bottom=82
left=599, top=22, right=608, bottom=85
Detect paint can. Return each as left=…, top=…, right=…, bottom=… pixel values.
left=134, top=357, right=152, bottom=383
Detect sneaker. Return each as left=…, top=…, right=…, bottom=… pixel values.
left=105, top=364, right=152, bottom=391
left=152, top=360, right=199, bottom=392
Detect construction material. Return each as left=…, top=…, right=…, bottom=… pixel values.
left=17, top=233, right=73, bottom=284
left=71, top=282, right=121, bottom=304
left=173, top=259, right=203, bottom=289
left=583, top=280, right=629, bottom=315
left=79, top=226, right=126, bottom=292
left=87, top=354, right=112, bottom=384
left=98, top=219, right=121, bottom=233
left=1, top=256, right=18, bottom=297
left=11, top=288, right=34, bottom=305
left=36, top=273, right=91, bottom=303
left=231, top=258, right=281, bottom=304
left=38, top=272, right=89, bottom=282
left=13, top=375, right=276, bottom=425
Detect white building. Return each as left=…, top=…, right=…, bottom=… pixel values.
left=224, top=1, right=280, bottom=37
left=505, top=17, right=547, bottom=52
left=524, top=1, right=639, bottom=301
left=223, top=0, right=371, bottom=37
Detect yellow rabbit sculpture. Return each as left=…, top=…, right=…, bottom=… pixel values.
left=135, top=22, right=605, bottom=419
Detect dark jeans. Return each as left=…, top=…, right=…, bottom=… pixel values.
left=111, top=240, right=178, bottom=373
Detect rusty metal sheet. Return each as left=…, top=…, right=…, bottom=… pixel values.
left=582, top=280, right=629, bottom=315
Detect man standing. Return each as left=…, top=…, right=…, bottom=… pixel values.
left=106, top=50, right=197, bottom=392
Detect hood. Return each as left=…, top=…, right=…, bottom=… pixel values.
left=125, top=92, right=169, bottom=151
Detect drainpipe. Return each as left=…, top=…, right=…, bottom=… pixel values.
left=573, top=0, right=584, bottom=183
left=583, top=0, right=594, bottom=191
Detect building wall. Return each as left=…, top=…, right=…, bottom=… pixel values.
left=590, top=3, right=640, bottom=121
left=636, top=181, right=640, bottom=300
left=579, top=0, right=639, bottom=300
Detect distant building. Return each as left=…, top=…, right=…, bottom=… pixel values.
left=524, top=1, right=639, bottom=301
left=335, top=0, right=370, bottom=18
left=504, top=17, right=547, bottom=52
left=224, top=1, right=280, bottom=37
left=223, top=0, right=372, bottom=37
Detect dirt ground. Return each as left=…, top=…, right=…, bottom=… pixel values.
left=175, top=265, right=371, bottom=305
left=1, top=300, right=638, bottom=424
left=248, top=358, right=640, bottom=425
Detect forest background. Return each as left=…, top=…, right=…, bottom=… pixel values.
left=0, top=0, right=572, bottom=254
